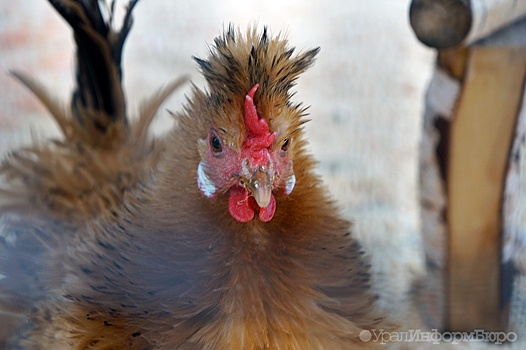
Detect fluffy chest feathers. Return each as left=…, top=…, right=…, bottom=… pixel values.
left=115, top=191, right=376, bottom=349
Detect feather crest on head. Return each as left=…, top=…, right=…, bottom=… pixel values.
left=193, top=25, right=320, bottom=223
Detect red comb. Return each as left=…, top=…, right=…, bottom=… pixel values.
left=245, top=84, right=269, bottom=137
left=243, top=84, right=276, bottom=166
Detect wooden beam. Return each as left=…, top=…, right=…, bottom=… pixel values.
left=410, top=0, right=471, bottom=49
left=410, top=0, right=526, bottom=49
left=447, top=47, right=526, bottom=331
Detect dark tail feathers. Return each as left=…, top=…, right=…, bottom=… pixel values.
left=51, top=0, right=138, bottom=137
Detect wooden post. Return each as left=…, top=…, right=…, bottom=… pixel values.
left=447, top=46, right=526, bottom=331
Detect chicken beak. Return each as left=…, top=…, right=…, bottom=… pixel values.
left=245, top=168, right=273, bottom=208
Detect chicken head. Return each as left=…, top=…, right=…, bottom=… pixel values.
left=197, top=83, right=296, bottom=223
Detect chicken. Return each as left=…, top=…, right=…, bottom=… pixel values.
left=0, top=0, right=391, bottom=349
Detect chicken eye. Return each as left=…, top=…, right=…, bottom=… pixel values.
left=281, top=138, right=290, bottom=152
left=210, top=135, right=223, bottom=153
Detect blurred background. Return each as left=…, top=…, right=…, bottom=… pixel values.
left=0, top=0, right=435, bottom=334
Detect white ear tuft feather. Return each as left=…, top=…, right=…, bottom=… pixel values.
left=197, top=161, right=217, bottom=197
left=285, top=173, right=296, bottom=195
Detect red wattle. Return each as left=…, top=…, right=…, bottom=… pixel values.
left=228, top=186, right=277, bottom=223
left=258, top=194, right=276, bottom=222
left=228, top=186, right=254, bottom=222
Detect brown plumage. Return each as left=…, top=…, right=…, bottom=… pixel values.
left=1, top=0, right=391, bottom=349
